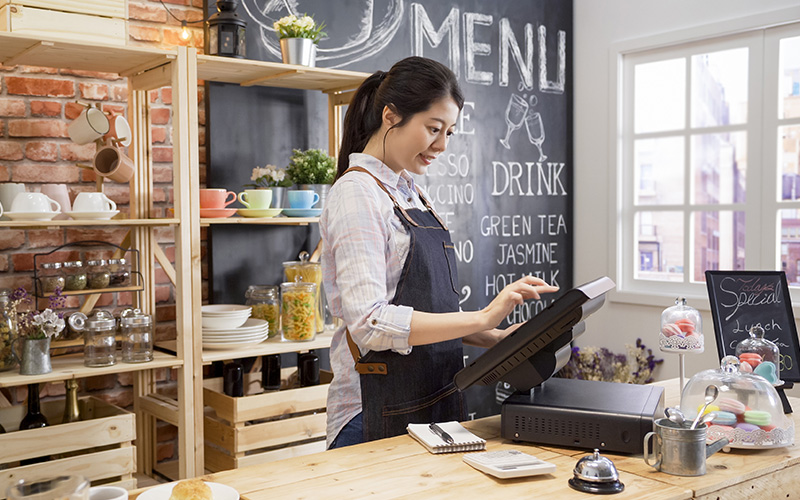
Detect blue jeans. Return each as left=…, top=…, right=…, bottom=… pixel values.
left=329, top=413, right=363, bottom=449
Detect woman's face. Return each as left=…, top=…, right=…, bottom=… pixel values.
left=383, top=97, right=460, bottom=176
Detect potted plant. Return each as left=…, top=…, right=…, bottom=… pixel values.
left=273, top=14, right=326, bottom=67
left=9, top=287, right=65, bottom=375
left=285, top=148, right=335, bottom=209
left=246, top=164, right=292, bottom=208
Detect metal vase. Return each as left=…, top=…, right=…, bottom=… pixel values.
left=18, top=337, right=52, bottom=375
left=268, top=186, right=286, bottom=208
left=298, top=184, right=330, bottom=209
left=280, top=38, right=317, bottom=67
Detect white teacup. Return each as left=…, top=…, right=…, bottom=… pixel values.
left=11, top=192, right=61, bottom=213
left=72, top=192, right=117, bottom=213
left=88, top=485, right=128, bottom=500
left=0, top=182, right=25, bottom=220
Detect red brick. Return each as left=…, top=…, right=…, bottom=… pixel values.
left=80, top=168, right=97, bottom=183
left=149, top=90, right=159, bottom=103
left=0, top=230, right=25, bottom=250
left=191, top=0, right=202, bottom=7
left=153, top=187, right=168, bottom=203
left=6, top=77, right=74, bottom=97
left=151, top=108, right=171, bottom=125
left=198, top=108, right=205, bottom=126
left=28, top=229, right=64, bottom=248
left=109, top=85, right=128, bottom=102
left=10, top=253, right=34, bottom=272
left=0, top=122, right=4, bottom=136
left=161, top=0, right=189, bottom=5
left=0, top=164, right=8, bottom=181
left=60, top=142, right=97, bottom=161
left=85, top=375, right=117, bottom=391
left=118, top=292, right=133, bottom=306
left=79, top=82, right=109, bottom=101
left=13, top=164, right=80, bottom=183
left=0, top=255, right=8, bottom=272
left=161, top=88, right=172, bottom=105
left=156, top=304, right=176, bottom=322
left=101, top=185, right=130, bottom=205
left=30, top=100, right=62, bottom=117
left=152, top=146, right=173, bottom=163
left=19, top=66, right=58, bottom=75
left=155, top=285, right=171, bottom=303
left=129, top=25, right=161, bottom=43
left=153, top=165, right=173, bottom=183
left=129, top=2, right=168, bottom=22
left=8, top=120, right=68, bottom=138
left=156, top=442, right=175, bottom=462
left=198, top=127, right=205, bottom=146
left=65, top=227, right=129, bottom=244
left=0, top=275, right=31, bottom=291
left=151, top=126, right=167, bottom=143
left=65, top=102, right=84, bottom=120
left=0, top=141, right=23, bottom=160
left=60, top=69, right=120, bottom=81
left=0, top=98, right=25, bottom=117
left=25, top=141, right=58, bottom=162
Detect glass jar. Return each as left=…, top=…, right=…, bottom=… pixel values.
left=0, top=289, right=16, bottom=372
left=735, top=325, right=783, bottom=385
left=659, top=297, right=704, bottom=353
left=283, top=252, right=324, bottom=333
left=281, top=278, right=316, bottom=342
left=86, top=259, right=110, bottom=289
left=108, top=258, right=131, bottom=287
left=120, top=308, right=153, bottom=363
left=68, top=310, right=117, bottom=367
left=40, top=262, right=65, bottom=294
left=62, top=261, right=87, bottom=291
left=245, top=285, right=280, bottom=338
left=680, top=356, right=793, bottom=449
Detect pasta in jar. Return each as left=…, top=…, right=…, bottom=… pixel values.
left=281, top=281, right=316, bottom=341
left=283, top=259, right=324, bottom=333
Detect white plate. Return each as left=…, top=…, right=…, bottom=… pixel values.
left=203, top=337, right=269, bottom=350
left=203, top=327, right=268, bottom=337
left=64, top=210, right=120, bottom=220
left=203, top=332, right=269, bottom=341
left=137, top=481, right=239, bottom=500
left=5, top=211, right=59, bottom=221
left=202, top=304, right=251, bottom=315
left=202, top=318, right=267, bottom=331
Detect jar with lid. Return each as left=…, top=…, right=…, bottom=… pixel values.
left=245, top=285, right=280, bottom=338
left=281, top=278, right=316, bottom=342
left=680, top=356, right=793, bottom=449
left=120, top=308, right=153, bottom=363
left=659, top=297, right=703, bottom=353
left=87, top=259, right=110, bottom=289
left=68, top=310, right=117, bottom=367
left=62, top=261, right=87, bottom=291
left=108, top=258, right=131, bottom=287
left=735, top=325, right=783, bottom=386
left=283, top=251, right=324, bottom=333
left=39, top=262, right=65, bottom=294
left=0, top=290, right=16, bottom=372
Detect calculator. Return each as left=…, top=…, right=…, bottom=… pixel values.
left=462, top=450, right=557, bottom=479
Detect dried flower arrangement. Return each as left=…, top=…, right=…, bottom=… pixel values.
left=556, top=338, right=663, bottom=384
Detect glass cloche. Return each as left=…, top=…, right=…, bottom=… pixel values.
left=735, top=325, right=783, bottom=386
left=680, top=356, right=793, bottom=449
left=660, top=297, right=704, bottom=353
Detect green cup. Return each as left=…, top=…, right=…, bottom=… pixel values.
left=238, top=189, right=273, bottom=209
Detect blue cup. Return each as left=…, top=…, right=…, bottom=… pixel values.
left=287, top=190, right=320, bottom=209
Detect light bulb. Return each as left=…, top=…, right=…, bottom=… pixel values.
left=180, top=21, right=190, bottom=41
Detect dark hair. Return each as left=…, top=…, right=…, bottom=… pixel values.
left=336, top=56, right=464, bottom=179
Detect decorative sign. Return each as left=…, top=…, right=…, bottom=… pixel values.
left=705, top=271, right=800, bottom=383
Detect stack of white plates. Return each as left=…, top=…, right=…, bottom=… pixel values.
left=202, top=305, right=269, bottom=349
left=201, top=304, right=251, bottom=329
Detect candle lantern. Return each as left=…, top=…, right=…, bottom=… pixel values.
left=206, top=0, right=246, bottom=58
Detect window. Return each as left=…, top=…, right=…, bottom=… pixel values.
left=617, top=21, right=800, bottom=300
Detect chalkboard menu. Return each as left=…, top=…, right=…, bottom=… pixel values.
left=706, top=271, right=800, bottom=383
left=208, top=0, right=574, bottom=418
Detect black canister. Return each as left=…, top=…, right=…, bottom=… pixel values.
left=298, top=350, right=320, bottom=387
left=262, top=354, right=281, bottom=392
left=223, top=361, right=244, bottom=397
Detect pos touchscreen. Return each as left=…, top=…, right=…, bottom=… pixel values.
left=454, top=276, right=615, bottom=392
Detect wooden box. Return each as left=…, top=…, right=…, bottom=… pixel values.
left=203, top=369, right=333, bottom=472
left=0, top=3, right=126, bottom=46
left=0, top=0, right=126, bottom=19
left=0, top=396, right=136, bottom=497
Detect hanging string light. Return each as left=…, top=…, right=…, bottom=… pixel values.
left=158, top=0, right=204, bottom=42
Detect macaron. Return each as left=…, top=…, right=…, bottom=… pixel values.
left=739, top=353, right=763, bottom=367
left=753, top=361, right=779, bottom=384
left=736, top=423, right=760, bottom=432
left=697, top=404, right=720, bottom=416
left=717, top=397, right=746, bottom=414
left=739, top=361, right=753, bottom=373
left=744, top=410, right=772, bottom=427
left=760, top=424, right=776, bottom=432
left=661, top=323, right=682, bottom=337
left=713, top=410, right=737, bottom=426
left=675, top=318, right=695, bottom=334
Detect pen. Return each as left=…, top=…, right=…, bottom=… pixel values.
left=429, top=423, right=455, bottom=445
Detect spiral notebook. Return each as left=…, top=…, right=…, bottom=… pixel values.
left=407, top=421, right=486, bottom=454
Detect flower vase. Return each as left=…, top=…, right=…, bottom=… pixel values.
left=280, top=38, right=317, bottom=67
left=267, top=186, right=286, bottom=208
left=16, top=337, right=52, bottom=375
left=298, top=184, right=330, bottom=210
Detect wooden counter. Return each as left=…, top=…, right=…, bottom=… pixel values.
left=131, top=378, right=799, bottom=499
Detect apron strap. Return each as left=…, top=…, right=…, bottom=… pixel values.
left=346, top=328, right=388, bottom=375
left=415, top=188, right=448, bottom=231
left=341, top=166, right=419, bottom=228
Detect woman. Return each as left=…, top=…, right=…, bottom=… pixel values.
left=321, top=56, right=558, bottom=449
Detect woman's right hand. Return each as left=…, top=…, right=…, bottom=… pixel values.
left=478, top=275, right=559, bottom=330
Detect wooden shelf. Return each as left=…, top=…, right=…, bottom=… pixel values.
left=200, top=217, right=318, bottom=227
left=0, top=218, right=180, bottom=228
left=37, top=284, right=143, bottom=297
left=196, top=54, right=369, bottom=91
left=0, top=32, right=175, bottom=76
left=201, top=333, right=333, bottom=363
left=0, top=351, right=182, bottom=388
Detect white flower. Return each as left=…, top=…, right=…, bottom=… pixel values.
left=299, top=16, right=315, bottom=30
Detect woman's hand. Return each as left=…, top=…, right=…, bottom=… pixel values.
left=478, top=275, right=559, bottom=331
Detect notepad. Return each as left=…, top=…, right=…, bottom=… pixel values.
left=407, top=421, right=487, bottom=454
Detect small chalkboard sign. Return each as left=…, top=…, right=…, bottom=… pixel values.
left=705, top=271, right=800, bottom=383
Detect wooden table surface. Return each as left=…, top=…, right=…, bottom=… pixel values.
left=131, top=378, right=799, bottom=499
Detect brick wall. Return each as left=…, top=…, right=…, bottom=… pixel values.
left=0, top=0, right=206, bottom=465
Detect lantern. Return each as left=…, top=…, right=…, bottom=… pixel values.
left=206, top=0, right=246, bottom=58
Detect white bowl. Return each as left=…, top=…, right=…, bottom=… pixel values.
left=201, top=314, right=250, bottom=329
left=202, top=304, right=251, bottom=315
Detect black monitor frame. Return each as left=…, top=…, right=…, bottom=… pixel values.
left=454, top=276, right=616, bottom=392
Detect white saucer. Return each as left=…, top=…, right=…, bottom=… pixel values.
left=237, top=208, right=283, bottom=218
left=5, top=211, right=59, bottom=221
left=64, top=210, right=120, bottom=220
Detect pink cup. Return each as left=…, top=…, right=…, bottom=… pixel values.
left=199, top=188, right=236, bottom=208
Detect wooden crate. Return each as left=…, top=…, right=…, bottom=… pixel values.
left=0, top=0, right=126, bottom=19
left=0, top=396, right=136, bottom=497
left=0, top=4, right=126, bottom=46
left=203, top=370, right=332, bottom=472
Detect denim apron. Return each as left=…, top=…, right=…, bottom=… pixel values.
left=343, top=167, right=467, bottom=441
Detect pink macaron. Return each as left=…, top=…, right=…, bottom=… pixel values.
left=717, top=397, right=746, bottom=414
left=661, top=323, right=682, bottom=337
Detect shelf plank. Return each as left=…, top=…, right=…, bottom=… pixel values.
left=200, top=333, right=333, bottom=363
left=0, top=218, right=180, bottom=228
left=196, top=54, right=369, bottom=92
left=0, top=32, right=175, bottom=75
left=200, top=217, right=318, bottom=227
left=0, top=351, right=182, bottom=388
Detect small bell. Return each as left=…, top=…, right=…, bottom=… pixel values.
left=568, top=449, right=625, bottom=494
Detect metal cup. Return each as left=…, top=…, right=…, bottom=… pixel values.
left=643, top=418, right=728, bottom=476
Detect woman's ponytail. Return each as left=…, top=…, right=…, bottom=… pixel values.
left=336, top=71, right=385, bottom=180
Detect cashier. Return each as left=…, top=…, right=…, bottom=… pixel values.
left=320, top=56, right=558, bottom=449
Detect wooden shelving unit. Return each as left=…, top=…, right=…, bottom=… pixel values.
left=199, top=216, right=318, bottom=227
